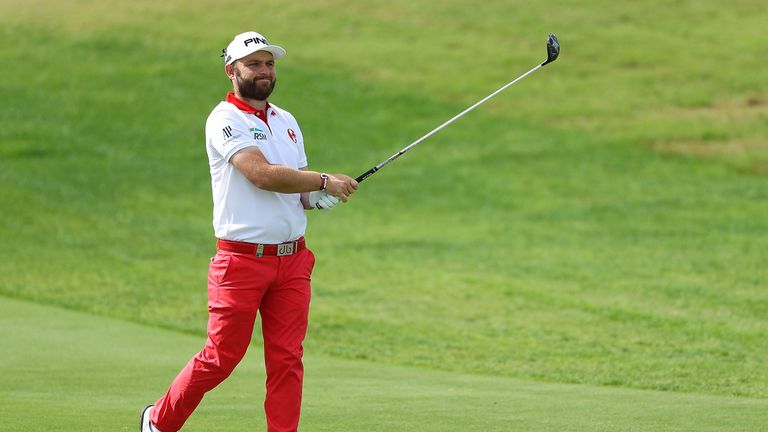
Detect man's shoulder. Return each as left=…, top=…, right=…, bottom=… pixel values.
left=208, top=100, right=240, bottom=117
left=268, top=102, right=289, bottom=116
left=206, top=101, right=245, bottom=126
left=267, top=103, right=298, bottom=124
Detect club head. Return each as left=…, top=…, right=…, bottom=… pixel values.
left=541, top=33, right=560, bottom=66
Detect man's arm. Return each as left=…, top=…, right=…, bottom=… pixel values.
left=230, top=146, right=358, bottom=201
left=299, top=167, right=312, bottom=209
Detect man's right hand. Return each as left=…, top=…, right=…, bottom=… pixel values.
left=325, top=174, right=358, bottom=202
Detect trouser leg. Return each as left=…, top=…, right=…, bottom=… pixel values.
left=260, top=249, right=314, bottom=432
left=151, top=252, right=268, bottom=431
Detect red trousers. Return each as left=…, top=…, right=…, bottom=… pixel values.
left=151, top=247, right=315, bottom=432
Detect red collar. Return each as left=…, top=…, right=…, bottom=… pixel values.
left=226, top=92, right=270, bottom=125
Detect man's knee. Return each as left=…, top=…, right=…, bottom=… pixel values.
left=194, top=340, right=250, bottom=378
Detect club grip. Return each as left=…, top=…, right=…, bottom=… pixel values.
left=355, top=167, right=378, bottom=183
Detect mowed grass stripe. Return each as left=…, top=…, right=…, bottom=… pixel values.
left=2, top=296, right=766, bottom=431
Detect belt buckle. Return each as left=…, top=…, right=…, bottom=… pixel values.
left=276, top=242, right=295, bottom=256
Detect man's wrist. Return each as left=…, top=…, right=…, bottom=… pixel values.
left=319, top=173, right=329, bottom=191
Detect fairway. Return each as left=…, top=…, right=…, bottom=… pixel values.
left=2, top=297, right=766, bottom=431
left=2, top=0, right=768, bottom=430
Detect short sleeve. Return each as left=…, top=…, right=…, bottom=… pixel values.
left=206, top=108, right=259, bottom=162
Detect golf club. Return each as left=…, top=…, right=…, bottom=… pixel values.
left=355, top=34, right=560, bottom=183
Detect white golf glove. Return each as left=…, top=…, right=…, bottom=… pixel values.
left=308, top=191, right=340, bottom=210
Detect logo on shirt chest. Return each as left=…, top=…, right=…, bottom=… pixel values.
left=249, top=127, right=268, bottom=141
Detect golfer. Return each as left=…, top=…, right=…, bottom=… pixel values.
left=141, top=31, right=358, bottom=432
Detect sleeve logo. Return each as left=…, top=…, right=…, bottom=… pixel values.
left=287, top=128, right=297, bottom=144
left=222, top=126, right=233, bottom=139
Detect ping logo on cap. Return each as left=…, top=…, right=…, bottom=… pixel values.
left=244, top=36, right=268, bottom=47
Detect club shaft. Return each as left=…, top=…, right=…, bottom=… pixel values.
left=356, top=62, right=543, bottom=183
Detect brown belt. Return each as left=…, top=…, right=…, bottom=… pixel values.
left=217, top=237, right=306, bottom=257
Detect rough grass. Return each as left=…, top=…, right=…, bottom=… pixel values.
left=1, top=0, right=767, bottom=405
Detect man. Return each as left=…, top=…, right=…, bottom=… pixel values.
left=140, top=31, right=358, bottom=432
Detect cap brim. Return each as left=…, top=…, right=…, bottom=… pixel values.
left=262, top=45, right=286, bottom=60
left=227, top=45, right=286, bottom=64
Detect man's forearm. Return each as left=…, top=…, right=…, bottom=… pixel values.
left=230, top=147, right=357, bottom=200
left=245, top=163, right=322, bottom=193
left=230, top=147, right=321, bottom=193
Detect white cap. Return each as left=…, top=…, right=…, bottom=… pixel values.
left=222, top=31, right=286, bottom=65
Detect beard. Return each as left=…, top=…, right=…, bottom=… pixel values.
left=234, top=70, right=276, bottom=101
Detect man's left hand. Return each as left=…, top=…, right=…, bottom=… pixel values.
left=308, top=191, right=340, bottom=210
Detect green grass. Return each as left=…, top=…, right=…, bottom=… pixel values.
left=1, top=0, right=768, bottom=428
left=3, top=297, right=766, bottom=431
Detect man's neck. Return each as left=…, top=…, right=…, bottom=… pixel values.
left=234, top=91, right=267, bottom=111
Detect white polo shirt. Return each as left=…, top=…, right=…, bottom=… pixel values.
left=205, top=92, right=308, bottom=244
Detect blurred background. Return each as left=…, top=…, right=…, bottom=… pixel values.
left=1, top=0, right=766, bottom=430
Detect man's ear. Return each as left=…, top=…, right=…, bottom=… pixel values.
left=225, top=63, right=235, bottom=80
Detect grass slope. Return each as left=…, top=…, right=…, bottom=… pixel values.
left=1, top=0, right=767, bottom=401
left=2, top=297, right=767, bottom=431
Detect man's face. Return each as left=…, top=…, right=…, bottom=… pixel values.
left=231, top=50, right=276, bottom=101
